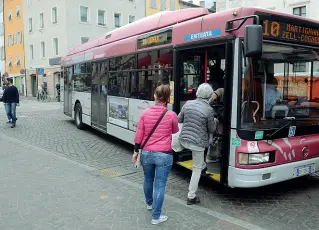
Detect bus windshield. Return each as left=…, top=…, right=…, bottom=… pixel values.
left=241, top=43, right=319, bottom=130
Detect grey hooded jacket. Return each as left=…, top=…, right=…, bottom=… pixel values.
left=178, top=98, right=216, bottom=148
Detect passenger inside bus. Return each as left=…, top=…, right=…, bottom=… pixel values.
left=241, top=43, right=319, bottom=128
left=178, top=45, right=226, bottom=172
left=265, top=77, right=283, bottom=118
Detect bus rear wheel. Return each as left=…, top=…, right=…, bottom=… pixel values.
left=75, top=103, right=85, bottom=130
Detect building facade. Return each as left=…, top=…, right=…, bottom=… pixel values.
left=4, top=0, right=25, bottom=95
left=0, top=0, right=5, bottom=85
left=216, top=0, right=319, bottom=18
left=180, top=0, right=201, bottom=9
left=180, top=0, right=216, bottom=11
left=146, top=0, right=180, bottom=16
left=23, top=0, right=145, bottom=98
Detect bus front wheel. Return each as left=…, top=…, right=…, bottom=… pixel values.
left=75, top=103, right=85, bottom=130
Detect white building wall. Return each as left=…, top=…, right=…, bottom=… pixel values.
left=65, top=0, right=145, bottom=53
left=23, top=0, right=145, bottom=97
left=23, top=0, right=68, bottom=70
left=0, top=0, right=5, bottom=81
left=216, top=0, right=318, bottom=20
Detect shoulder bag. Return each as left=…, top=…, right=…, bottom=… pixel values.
left=135, top=109, right=168, bottom=168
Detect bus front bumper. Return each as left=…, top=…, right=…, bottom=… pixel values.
left=228, top=157, right=319, bottom=188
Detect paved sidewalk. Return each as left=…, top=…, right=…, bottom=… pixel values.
left=0, top=133, right=264, bottom=230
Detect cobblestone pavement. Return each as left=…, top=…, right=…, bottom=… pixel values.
left=0, top=99, right=319, bottom=230
left=0, top=132, right=259, bottom=230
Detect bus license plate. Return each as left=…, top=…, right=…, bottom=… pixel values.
left=294, top=164, right=315, bottom=177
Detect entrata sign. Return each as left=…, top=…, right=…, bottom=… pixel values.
left=262, top=19, right=319, bottom=46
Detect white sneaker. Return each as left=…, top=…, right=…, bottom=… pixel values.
left=151, top=215, right=168, bottom=225
left=147, top=205, right=152, bottom=210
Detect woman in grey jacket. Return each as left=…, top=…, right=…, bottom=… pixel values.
left=178, top=83, right=216, bottom=205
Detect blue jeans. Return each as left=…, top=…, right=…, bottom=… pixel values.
left=141, top=150, right=173, bottom=220
left=5, top=103, right=17, bottom=124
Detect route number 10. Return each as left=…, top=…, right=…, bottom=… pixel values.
left=263, top=20, right=281, bottom=37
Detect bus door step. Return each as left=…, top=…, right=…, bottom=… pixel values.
left=174, top=149, right=192, bottom=162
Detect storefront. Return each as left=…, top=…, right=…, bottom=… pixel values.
left=13, top=74, right=25, bottom=96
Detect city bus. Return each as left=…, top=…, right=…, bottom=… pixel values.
left=61, top=7, right=319, bottom=188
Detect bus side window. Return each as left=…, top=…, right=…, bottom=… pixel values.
left=135, top=49, right=173, bottom=101
left=73, top=63, right=92, bottom=92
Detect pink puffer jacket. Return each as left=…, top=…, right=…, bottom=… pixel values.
left=134, top=105, right=179, bottom=152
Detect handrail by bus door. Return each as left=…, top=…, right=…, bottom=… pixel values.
left=225, top=15, right=260, bottom=32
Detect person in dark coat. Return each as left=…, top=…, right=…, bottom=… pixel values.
left=3, top=78, right=19, bottom=128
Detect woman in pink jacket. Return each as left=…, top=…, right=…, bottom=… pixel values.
left=132, top=84, right=179, bottom=225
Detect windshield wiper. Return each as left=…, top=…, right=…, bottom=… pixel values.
left=266, top=117, right=295, bottom=139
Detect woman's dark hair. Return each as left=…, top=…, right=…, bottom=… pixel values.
left=154, top=84, right=171, bottom=103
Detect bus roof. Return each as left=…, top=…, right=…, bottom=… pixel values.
left=62, top=7, right=319, bottom=66
left=67, top=8, right=210, bottom=56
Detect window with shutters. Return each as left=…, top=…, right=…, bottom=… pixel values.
left=8, top=34, right=13, bottom=46
left=8, top=9, right=12, bottom=21
left=16, top=5, right=20, bottom=18
left=80, top=6, right=89, bottom=23
left=129, top=15, right=135, bottom=23
left=81, top=37, right=89, bottom=44
left=114, top=13, right=120, bottom=28
left=0, top=23, right=3, bottom=36
left=29, top=18, right=33, bottom=32
left=8, top=56, right=12, bottom=68
left=52, top=7, right=57, bottom=24
left=150, top=0, right=156, bottom=8
left=40, top=13, right=44, bottom=28
left=98, top=9, right=106, bottom=26
left=170, top=0, right=175, bottom=10
left=161, top=0, right=166, bottom=10
left=53, top=38, right=59, bottom=55
left=0, top=47, right=4, bottom=61
left=16, top=31, right=22, bottom=43
left=41, top=41, right=45, bottom=58
left=30, top=45, right=34, bottom=60
left=16, top=54, right=21, bottom=66
left=293, top=6, right=306, bottom=17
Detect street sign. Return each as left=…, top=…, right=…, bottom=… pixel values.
left=37, top=68, right=45, bottom=75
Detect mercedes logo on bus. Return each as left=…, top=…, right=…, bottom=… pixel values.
left=302, top=146, right=309, bottom=158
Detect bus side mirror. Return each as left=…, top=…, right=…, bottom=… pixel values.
left=244, top=25, right=263, bottom=58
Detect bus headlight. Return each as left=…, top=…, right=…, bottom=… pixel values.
left=238, top=152, right=271, bottom=165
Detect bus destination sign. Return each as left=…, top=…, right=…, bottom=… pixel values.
left=262, top=19, right=319, bottom=46
left=137, top=30, right=172, bottom=49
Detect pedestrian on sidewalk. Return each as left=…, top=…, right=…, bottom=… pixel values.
left=178, top=83, right=216, bottom=205
left=2, top=78, right=19, bottom=128
left=2, top=79, right=11, bottom=123
left=132, top=84, right=179, bottom=225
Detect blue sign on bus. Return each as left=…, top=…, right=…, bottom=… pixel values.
left=184, top=28, right=222, bottom=41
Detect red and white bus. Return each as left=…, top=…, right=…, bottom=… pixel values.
left=61, top=7, right=319, bottom=188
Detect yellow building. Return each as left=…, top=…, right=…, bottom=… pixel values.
left=146, top=0, right=180, bottom=16
left=4, top=0, right=25, bottom=95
